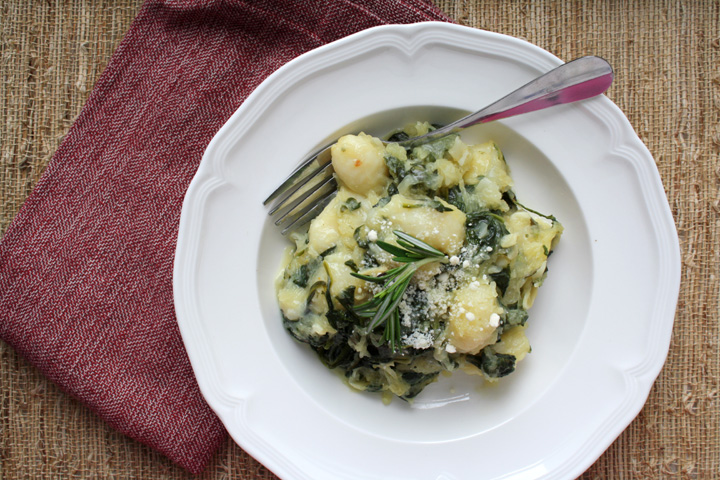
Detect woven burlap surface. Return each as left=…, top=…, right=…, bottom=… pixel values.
left=1, top=1, right=717, bottom=478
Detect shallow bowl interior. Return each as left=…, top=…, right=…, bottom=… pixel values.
left=256, top=106, right=593, bottom=441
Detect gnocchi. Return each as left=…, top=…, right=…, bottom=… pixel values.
left=275, top=122, right=563, bottom=401
left=331, top=133, right=389, bottom=195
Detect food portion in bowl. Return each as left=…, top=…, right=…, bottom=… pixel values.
left=275, top=122, right=563, bottom=401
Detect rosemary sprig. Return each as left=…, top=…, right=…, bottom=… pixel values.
left=350, top=230, right=446, bottom=351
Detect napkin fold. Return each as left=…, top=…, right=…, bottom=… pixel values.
left=0, top=0, right=449, bottom=473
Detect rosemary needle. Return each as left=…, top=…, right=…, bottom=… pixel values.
left=350, top=230, right=446, bottom=351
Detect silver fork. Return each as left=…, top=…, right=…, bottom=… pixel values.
left=264, top=55, right=613, bottom=234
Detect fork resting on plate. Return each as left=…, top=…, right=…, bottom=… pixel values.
left=264, top=55, right=613, bottom=234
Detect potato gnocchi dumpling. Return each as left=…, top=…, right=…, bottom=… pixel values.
left=276, top=122, right=563, bottom=401
left=331, top=133, right=389, bottom=195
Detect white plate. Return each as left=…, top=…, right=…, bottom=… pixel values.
left=174, top=22, right=680, bottom=480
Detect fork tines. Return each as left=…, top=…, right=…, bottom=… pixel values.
left=264, top=147, right=337, bottom=234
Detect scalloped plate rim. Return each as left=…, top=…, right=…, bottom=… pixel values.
left=174, top=22, right=680, bottom=480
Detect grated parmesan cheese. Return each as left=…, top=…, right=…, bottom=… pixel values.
left=403, top=330, right=434, bottom=349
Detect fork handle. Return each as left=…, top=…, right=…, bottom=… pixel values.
left=402, top=56, right=613, bottom=146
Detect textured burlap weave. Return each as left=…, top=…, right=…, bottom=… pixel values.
left=1, top=1, right=718, bottom=479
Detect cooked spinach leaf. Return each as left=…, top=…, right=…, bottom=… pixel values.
left=467, top=347, right=516, bottom=378
left=373, top=195, right=392, bottom=208
left=336, top=286, right=356, bottom=312
left=446, top=183, right=479, bottom=213
left=304, top=280, right=327, bottom=311
left=282, top=313, right=328, bottom=349
left=387, top=131, right=410, bottom=143
left=362, top=251, right=380, bottom=268
left=504, top=308, right=528, bottom=329
left=384, top=155, right=407, bottom=180
left=314, top=333, right=356, bottom=369
left=401, top=165, right=438, bottom=197
left=446, top=185, right=466, bottom=211
left=465, top=211, right=509, bottom=252
left=490, top=267, right=511, bottom=295
left=427, top=199, right=453, bottom=212
left=493, top=307, right=529, bottom=336
left=353, top=225, right=369, bottom=248
left=290, top=257, right=321, bottom=288
left=502, top=189, right=517, bottom=209
left=340, top=197, right=361, bottom=212
left=400, top=370, right=439, bottom=399
left=413, top=134, right=457, bottom=162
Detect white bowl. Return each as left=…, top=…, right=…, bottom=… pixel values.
left=174, top=22, right=680, bottom=480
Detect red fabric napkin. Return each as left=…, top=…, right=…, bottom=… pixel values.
left=0, top=0, right=450, bottom=474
